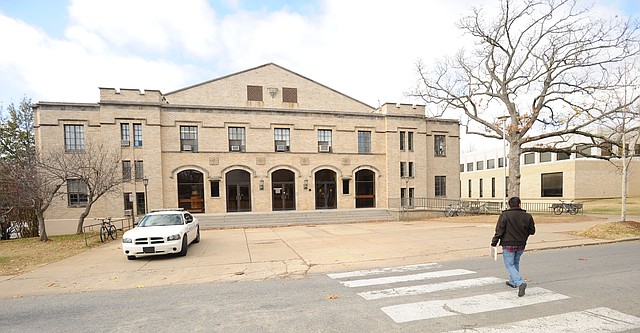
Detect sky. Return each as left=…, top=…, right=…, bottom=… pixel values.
left=1, top=0, right=639, bottom=149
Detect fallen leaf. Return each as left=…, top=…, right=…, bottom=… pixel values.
left=326, top=295, right=338, bottom=299
left=137, top=285, right=144, bottom=288
left=579, top=258, right=589, bottom=261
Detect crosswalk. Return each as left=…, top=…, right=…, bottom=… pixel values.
left=327, top=263, right=640, bottom=332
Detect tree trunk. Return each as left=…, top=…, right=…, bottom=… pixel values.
left=36, top=210, right=48, bottom=242
left=76, top=205, right=92, bottom=235
left=507, top=141, right=522, bottom=198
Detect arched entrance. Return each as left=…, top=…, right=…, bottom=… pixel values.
left=226, top=170, right=251, bottom=212
left=315, top=169, right=337, bottom=209
left=272, top=169, right=296, bottom=211
left=355, top=169, right=376, bottom=208
left=177, top=170, right=205, bottom=213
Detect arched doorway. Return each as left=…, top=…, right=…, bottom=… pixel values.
left=355, top=169, right=376, bottom=208
left=226, top=170, right=251, bottom=212
left=177, top=170, right=205, bottom=213
left=315, top=169, right=336, bottom=209
left=272, top=169, right=296, bottom=211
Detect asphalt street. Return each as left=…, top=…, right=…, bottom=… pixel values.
left=1, top=241, right=638, bottom=333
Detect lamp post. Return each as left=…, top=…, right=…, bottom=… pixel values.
left=142, top=177, right=149, bottom=214
left=497, top=115, right=509, bottom=210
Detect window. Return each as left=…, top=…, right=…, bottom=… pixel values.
left=466, top=162, right=474, bottom=172
left=180, top=126, right=198, bottom=152
left=498, top=157, right=504, bottom=168
left=599, top=143, right=613, bottom=157
left=434, top=135, right=446, bottom=156
left=400, top=131, right=405, bottom=151
left=435, top=176, right=446, bottom=197
left=123, top=193, right=133, bottom=211
left=557, top=152, right=571, bottom=160
left=210, top=180, right=220, bottom=197
left=274, top=128, right=290, bottom=152
left=122, top=161, right=131, bottom=181
left=358, top=131, right=371, bottom=154
left=133, top=123, right=142, bottom=147
left=400, top=162, right=406, bottom=178
left=524, top=153, right=535, bottom=164
left=460, top=164, right=465, bottom=172
left=282, top=87, right=297, bottom=103
left=408, top=162, right=414, bottom=178
left=409, top=187, right=415, bottom=206
left=468, top=179, right=472, bottom=197
left=540, top=152, right=552, bottom=163
left=67, top=179, right=88, bottom=207
left=134, top=160, right=144, bottom=180
left=229, top=127, right=246, bottom=152
left=541, top=172, right=563, bottom=197
left=400, top=188, right=406, bottom=204
left=476, top=161, right=484, bottom=171
left=487, top=159, right=495, bottom=169
left=635, top=144, right=640, bottom=156
left=342, top=179, right=350, bottom=195
left=136, top=192, right=146, bottom=215
left=317, top=129, right=332, bottom=152
left=64, top=125, right=84, bottom=152
left=408, top=132, right=413, bottom=151
left=247, top=85, right=263, bottom=101
left=576, top=145, right=590, bottom=158
left=120, top=124, right=130, bottom=146
left=479, top=178, right=483, bottom=197
left=491, top=177, right=496, bottom=197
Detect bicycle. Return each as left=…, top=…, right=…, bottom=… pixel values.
left=444, top=203, right=466, bottom=217
left=552, top=200, right=578, bottom=215
left=97, top=217, right=117, bottom=242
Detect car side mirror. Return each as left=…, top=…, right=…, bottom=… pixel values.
left=185, top=215, right=193, bottom=223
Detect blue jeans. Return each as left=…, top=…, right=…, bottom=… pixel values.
left=502, top=248, right=525, bottom=286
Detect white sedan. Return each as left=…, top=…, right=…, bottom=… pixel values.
left=122, top=209, right=200, bottom=260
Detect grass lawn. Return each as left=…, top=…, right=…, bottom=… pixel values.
left=0, top=233, right=102, bottom=276
left=581, top=196, right=640, bottom=216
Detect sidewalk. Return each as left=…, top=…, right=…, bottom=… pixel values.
left=0, top=214, right=636, bottom=299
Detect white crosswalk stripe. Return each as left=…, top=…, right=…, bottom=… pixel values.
left=326, top=263, right=640, bottom=331
left=381, top=287, right=569, bottom=323
left=327, top=263, right=442, bottom=279
left=338, top=269, right=476, bottom=288
left=358, top=276, right=503, bottom=300
left=445, top=307, right=640, bottom=333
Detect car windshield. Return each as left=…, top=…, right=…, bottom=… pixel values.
left=138, top=214, right=183, bottom=227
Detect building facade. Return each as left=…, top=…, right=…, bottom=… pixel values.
left=460, top=143, right=640, bottom=202
left=34, top=63, right=460, bottom=232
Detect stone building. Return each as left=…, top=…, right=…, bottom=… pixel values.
left=34, top=63, right=460, bottom=232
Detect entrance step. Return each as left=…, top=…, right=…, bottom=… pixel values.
left=197, top=208, right=396, bottom=229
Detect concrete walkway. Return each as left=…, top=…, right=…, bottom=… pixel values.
left=0, top=214, right=637, bottom=299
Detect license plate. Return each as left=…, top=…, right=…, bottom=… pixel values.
left=143, top=247, right=155, bottom=253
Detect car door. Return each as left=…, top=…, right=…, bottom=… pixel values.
left=184, top=212, right=196, bottom=242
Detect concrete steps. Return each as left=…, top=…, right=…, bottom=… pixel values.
left=196, top=208, right=396, bottom=229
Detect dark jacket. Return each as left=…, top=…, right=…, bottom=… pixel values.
left=491, top=207, right=536, bottom=247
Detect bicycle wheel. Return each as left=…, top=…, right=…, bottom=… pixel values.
left=99, top=226, right=108, bottom=242
left=553, top=206, right=563, bottom=215
left=445, top=207, right=454, bottom=217
left=459, top=207, right=466, bottom=216
left=108, top=225, right=117, bottom=240
left=568, top=205, right=578, bottom=215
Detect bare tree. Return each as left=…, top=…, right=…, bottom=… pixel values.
left=410, top=0, right=640, bottom=197
left=54, top=141, right=124, bottom=234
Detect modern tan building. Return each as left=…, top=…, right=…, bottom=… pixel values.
left=34, top=63, right=460, bottom=231
left=460, top=143, right=640, bottom=203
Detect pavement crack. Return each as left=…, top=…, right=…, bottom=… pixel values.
left=243, top=229, right=253, bottom=263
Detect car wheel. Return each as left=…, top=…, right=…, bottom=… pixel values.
left=193, top=226, right=200, bottom=243
left=127, top=255, right=136, bottom=260
left=178, top=236, right=188, bottom=256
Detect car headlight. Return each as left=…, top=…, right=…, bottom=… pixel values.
left=122, top=238, right=132, bottom=243
left=167, top=234, right=181, bottom=241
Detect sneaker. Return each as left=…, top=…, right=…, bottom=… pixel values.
left=506, top=281, right=517, bottom=288
left=518, top=283, right=527, bottom=297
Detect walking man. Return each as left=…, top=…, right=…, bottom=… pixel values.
left=491, top=196, right=536, bottom=297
